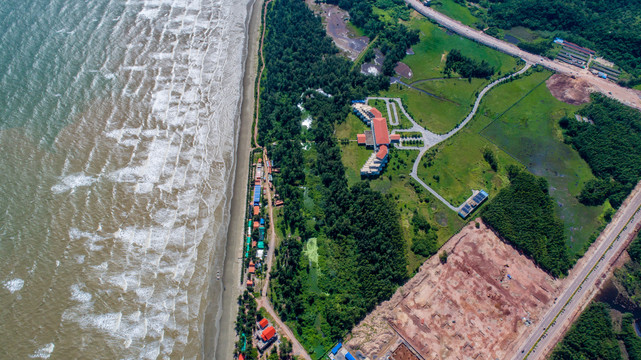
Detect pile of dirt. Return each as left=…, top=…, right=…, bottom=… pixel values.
left=346, top=220, right=563, bottom=360
left=546, top=74, right=593, bottom=105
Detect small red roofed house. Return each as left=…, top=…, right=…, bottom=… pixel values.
left=390, top=134, right=401, bottom=142
left=261, top=326, right=276, bottom=342
left=247, top=279, right=253, bottom=287
left=253, top=221, right=259, bottom=229
left=357, top=134, right=366, bottom=145
left=253, top=205, right=260, bottom=216
left=249, top=260, right=255, bottom=274
left=239, top=354, right=245, bottom=360
left=259, top=318, right=269, bottom=329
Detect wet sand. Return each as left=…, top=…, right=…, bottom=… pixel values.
left=206, top=0, right=263, bottom=358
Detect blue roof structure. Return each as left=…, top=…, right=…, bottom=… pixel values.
left=345, top=352, right=356, bottom=360
left=331, top=343, right=342, bottom=355
left=459, top=190, right=488, bottom=218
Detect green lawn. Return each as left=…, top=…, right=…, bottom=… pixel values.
left=340, top=142, right=375, bottom=186
left=430, top=0, right=478, bottom=27
left=416, top=111, right=519, bottom=206
left=481, top=75, right=607, bottom=257
left=379, top=84, right=472, bottom=133
left=402, top=15, right=518, bottom=80
left=414, top=67, right=608, bottom=259
left=374, top=16, right=519, bottom=133
left=336, top=112, right=367, bottom=140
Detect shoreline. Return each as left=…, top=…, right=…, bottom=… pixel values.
left=207, top=0, right=263, bottom=358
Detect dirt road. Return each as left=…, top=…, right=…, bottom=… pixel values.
left=514, top=182, right=641, bottom=359
left=406, top=0, right=641, bottom=110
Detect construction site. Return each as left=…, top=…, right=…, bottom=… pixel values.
left=345, top=221, right=565, bottom=360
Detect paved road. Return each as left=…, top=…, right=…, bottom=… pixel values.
left=406, top=0, right=641, bottom=110
left=514, top=185, right=641, bottom=359
left=369, top=64, right=530, bottom=212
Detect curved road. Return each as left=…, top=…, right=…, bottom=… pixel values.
left=406, top=0, right=641, bottom=110
left=370, top=63, right=531, bottom=212
left=514, top=184, right=641, bottom=359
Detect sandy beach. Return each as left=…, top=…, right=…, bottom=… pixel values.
left=206, top=0, right=263, bottom=358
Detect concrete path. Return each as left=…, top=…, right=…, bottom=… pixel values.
left=367, top=63, right=531, bottom=212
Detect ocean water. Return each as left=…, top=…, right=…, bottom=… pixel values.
left=0, top=0, right=252, bottom=358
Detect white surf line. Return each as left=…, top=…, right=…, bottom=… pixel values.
left=369, top=63, right=532, bottom=212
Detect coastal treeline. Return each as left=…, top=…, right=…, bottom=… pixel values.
left=259, top=0, right=387, bottom=236
left=327, top=0, right=420, bottom=75
left=259, top=0, right=408, bottom=353
left=482, top=0, right=641, bottom=85
left=444, top=49, right=495, bottom=79
left=481, top=167, right=571, bottom=277
left=551, top=302, right=621, bottom=360
left=235, top=290, right=259, bottom=360
left=560, top=94, right=641, bottom=208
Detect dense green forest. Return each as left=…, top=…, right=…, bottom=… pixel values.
left=615, top=233, right=641, bottom=308
left=444, top=49, right=495, bottom=79
left=482, top=0, right=641, bottom=84
left=327, top=0, right=420, bottom=75
left=560, top=94, right=641, bottom=208
left=621, top=314, right=641, bottom=360
left=550, top=302, right=621, bottom=360
left=481, top=167, right=571, bottom=277
left=259, top=0, right=409, bottom=352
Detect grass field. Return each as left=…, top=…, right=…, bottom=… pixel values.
left=411, top=67, right=606, bottom=257
left=430, top=0, right=478, bottom=27
left=379, top=84, right=471, bottom=133
left=416, top=111, right=520, bottom=206
left=480, top=75, right=606, bottom=257
left=374, top=15, right=519, bottom=133
left=335, top=112, right=367, bottom=140
left=402, top=14, right=519, bottom=81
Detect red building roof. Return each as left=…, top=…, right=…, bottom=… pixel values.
left=390, top=134, right=401, bottom=142
left=376, top=145, right=388, bottom=160
left=370, top=108, right=383, bottom=118
left=372, top=118, right=390, bottom=145
left=253, top=205, right=260, bottom=215
left=239, top=354, right=245, bottom=360
left=253, top=221, right=259, bottom=229
left=259, top=318, right=269, bottom=329
left=247, top=279, right=253, bottom=286
left=357, top=134, right=366, bottom=145
left=249, top=265, right=255, bottom=274
left=261, top=326, right=276, bottom=341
